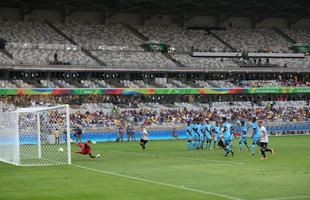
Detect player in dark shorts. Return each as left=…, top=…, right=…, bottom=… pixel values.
left=139, top=128, right=149, bottom=150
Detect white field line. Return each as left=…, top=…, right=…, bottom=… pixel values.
left=110, top=150, right=245, bottom=165
left=260, top=195, right=310, bottom=200
left=72, top=164, right=243, bottom=200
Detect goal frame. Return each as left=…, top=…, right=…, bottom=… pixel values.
left=0, top=104, right=71, bottom=166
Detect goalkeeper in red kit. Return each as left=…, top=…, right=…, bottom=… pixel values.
left=75, top=140, right=100, bottom=158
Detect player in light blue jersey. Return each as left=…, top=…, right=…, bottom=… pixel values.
left=212, top=121, right=221, bottom=149
left=229, top=124, right=235, bottom=149
left=191, top=121, right=199, bottom=149
left=185, top=121, right=193, bottom=149
left=204, top=119, right=212, bottom=149
left=221, top=117, right=234, bottom=156
left=197, top=121, right=204, bottom=149
left=251, top=117, right=261, bottom=156
left=239, top=120, right=249, bottom=151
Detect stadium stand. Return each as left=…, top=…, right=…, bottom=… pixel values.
left=133, top=25, right=227, bottom=52
left=54, top=23, right=144, bottom=51
left=0, top=18, right=309, bottom=69
left=212, top=28, right=292, bottom=53
left=7, top=48, right=98, bottom=66
left=0, top=51, right=14, bottom=64
left=281, top=28, right=310, bottom=45
left=0, top=19, right=69, bottom=44
left=91, top=51, right=177, bottom=68
left=66, top=102, right=309, bottom=128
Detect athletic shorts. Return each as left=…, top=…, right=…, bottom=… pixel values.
left=140, top=139, right=148, bottom=144
left=259, top=142, right=268, bottom=149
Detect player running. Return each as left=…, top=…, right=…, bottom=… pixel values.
left=251, top=117, right=261, bottom=156
left=221, top=117, right=234, bottom=156
left=139, top=128, right=149, bottom=150
left=258, top=120, right=274, bottom=160
left=75, top=140, right=100, bottom=158
left=239, top=120, right=250, bottom=151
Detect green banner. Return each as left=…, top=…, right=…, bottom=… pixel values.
left=291, top=45, right=310, bottom=53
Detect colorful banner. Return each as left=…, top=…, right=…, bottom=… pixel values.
left=0, top=87, right=309, bottom=96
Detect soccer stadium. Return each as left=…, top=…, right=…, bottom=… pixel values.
left=0, top=0, right=309, bottom=199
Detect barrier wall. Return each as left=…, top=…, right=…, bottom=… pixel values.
left=16, top=122, right=310, bottom=144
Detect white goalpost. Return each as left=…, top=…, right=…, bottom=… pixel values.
left=0, top=104, right=71, bottom=166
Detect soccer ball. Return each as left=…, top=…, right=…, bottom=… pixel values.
left=58, top=147, right=64, bottom=152
left=92, top=141, right=97, bottom=144
left=96, top=154, right=100, bottom=158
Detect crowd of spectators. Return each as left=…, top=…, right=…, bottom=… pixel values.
left=68, top=104, right=309, bottom=128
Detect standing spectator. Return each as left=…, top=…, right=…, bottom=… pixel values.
left=54, top=52, right=58, bottom=62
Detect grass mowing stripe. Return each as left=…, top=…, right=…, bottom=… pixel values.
left=260, top=195, right=310, bottom=200
left=110, top=150, right=245, bottom=165
left=72, top=164, right=243, bottom=200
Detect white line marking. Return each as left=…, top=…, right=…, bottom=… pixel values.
left=110, top=150, right=245, bottom=165
left=260, top=195, right=310, bottom=200
left=72, top=164, right=243, bottom=200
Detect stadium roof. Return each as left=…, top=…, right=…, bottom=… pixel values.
left=0, top=0, right=310, bottom=18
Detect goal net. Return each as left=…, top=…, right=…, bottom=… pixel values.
left=0, top=105, right=71, bottom=166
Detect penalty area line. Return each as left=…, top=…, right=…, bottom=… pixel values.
left=72, top=164, right=243, bottom=200
left=110, top=150, right=245, bottom=165
left=260, top=195, right=310, bottom=200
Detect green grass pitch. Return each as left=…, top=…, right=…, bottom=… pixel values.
left=0, top=136, right=310, bottom=200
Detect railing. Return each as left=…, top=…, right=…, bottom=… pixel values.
left=6, top=42, right=79, bottom=51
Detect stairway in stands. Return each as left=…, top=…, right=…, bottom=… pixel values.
left=273, top=28, right=297, bottom=44
left=0, top=37, right=14, bottom=62
left=123, top=24, right=186, bottom=67
left=0, top=49, right=14, bottom=62
left=45, top=20, right=106, bottom=66
left=206, top=30, right=237, bottom=52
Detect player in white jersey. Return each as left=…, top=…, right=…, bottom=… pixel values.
left=258, top=120, right=274, bottom=160
left=139, top=128, right=149, bottom=150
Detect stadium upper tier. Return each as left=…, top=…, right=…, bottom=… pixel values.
left=54, top=23, right=144, bottom=51
left=212, top=28, right=292, bottom=52
left=0, top=78, right=308, bottom=88
left=281, top=28, right=310, bottom=45
left=0, top=20, right=309, bottom=69
left=0, top=19, right=69, bottom=44
left=133, top=25, right=227, bottom=52
left=8, top=48, right=98, bottom=66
